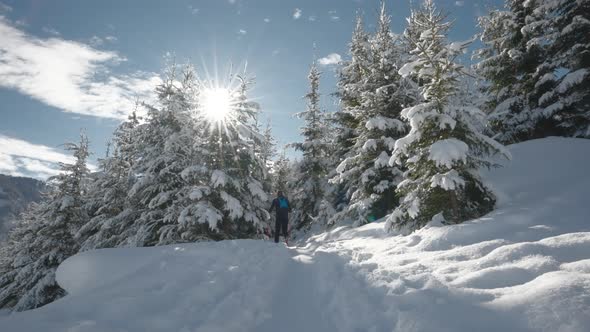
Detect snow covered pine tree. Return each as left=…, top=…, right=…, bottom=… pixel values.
left=0, top=134, right=90, bottom=311
left=386, top=0, right=509, bottom=233
left=292, top=61, right=331, bottom=231
left=334, top=3, right=408, bottom=226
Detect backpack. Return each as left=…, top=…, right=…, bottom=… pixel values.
left=278, top=197, right=289, bottom=209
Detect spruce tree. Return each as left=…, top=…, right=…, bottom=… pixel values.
left=292, top=62, right=330, bottom=230
left=476, top=0, right=553, bottom=143
left=77, top=113, right=140, bottom=250
left=0, top=134, right=90, bottom=311
left=334, top=3, right=407, bottom=225
left=260, top=119, right=276, bottom=172
left=187, top=74, right=270, bottom=240
left=125, top=64, right=199, bottom=246
left=528, top=0, right=590, bottom=137
left=330, top=14, right=370, bottom=216
left=387, top=0, right=508, bottom=233
left=271, top=149, right=293, bottom=195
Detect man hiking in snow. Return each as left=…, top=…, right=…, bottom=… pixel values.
left=269, top=191, right=291, bottom=244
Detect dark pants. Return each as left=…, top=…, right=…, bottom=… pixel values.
left=274, top=216, right=288, bottom=243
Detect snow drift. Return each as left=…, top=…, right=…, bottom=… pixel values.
left=0, top=137, right=589, bottom=331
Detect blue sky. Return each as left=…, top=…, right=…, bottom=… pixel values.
left=0, top=0, right=502, bottom=179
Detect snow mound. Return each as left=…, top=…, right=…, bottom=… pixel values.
left=4, top=241, right=296, bottom=332
left=1, top=137, right=589, bottom=332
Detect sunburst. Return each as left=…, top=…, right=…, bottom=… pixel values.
left=201, top=87, right=233, bottom=122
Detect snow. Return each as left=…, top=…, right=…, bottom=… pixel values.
left=428, top=138, right=469, bottom=168
left=188, top=186, right=210, bottom=201
left=210, top=170, right=227, bottom=188
left=557, top=68, right=588, bottom=94
left=1, top=137, right=589, bottom=331
left=365, top=116, right=404, bottom=131
left=247, top=180, right=267, bottom=201
left=398, top=60, right=422, bottom=77
left=430, top=169, right=465, bottom=190
left=362, top=138, right=377, bottom=151
left=220, top=191, right=244, bottom=219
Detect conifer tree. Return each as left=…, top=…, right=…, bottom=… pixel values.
left=334, top=3, right=407, bottom=225
left=528, top=0, right=590, bottom=137
left=77, top=113, right=140, bottom=250
left=330, top=14, right=370, bottom=216
left=271, top=149, right=291, bottom=193
left=260, top=119, right=276, bottom=172
left=125, top=64, right=199, bottom=246
left=292, top=62, right=330, bottom=230
left=0, top=134, right=90, bottom=311
left=476, top=0, right=553, bottom=143
left=387, top=0, right=508, bottom=233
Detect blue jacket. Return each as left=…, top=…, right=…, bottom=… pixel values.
left=270, top=196, right=291, bottom=220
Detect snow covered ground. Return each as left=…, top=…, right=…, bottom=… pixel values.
left=0, top=137, right=589, bottom=332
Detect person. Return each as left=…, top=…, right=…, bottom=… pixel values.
left=269, top=191, right=291, bottom=243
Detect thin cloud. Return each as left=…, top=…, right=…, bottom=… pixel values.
left=455, top=1, right=464, bottom=6
left=105, top=35, right=117, bottom=43
left=293, top=8, right=302, bottom=20
left=329, top=10, right=340, bottom=21
left=238, top=29, right=247, bottom=35
left=188, top=5, right=199, bottom=15
left=89, top=35, right=104, bottom=46
left=308, top=15, right=317, bottom=22
left=0, top=134, right=74, bottom=179
left=0, top=2, right=12, bottom=13
left=42, top=26, right=61, bottom=36
left=0, top=17, right=160, bottom=119
left=264, top=18, right=270, bottom=23
left=318, top=53, right=342, bottom=66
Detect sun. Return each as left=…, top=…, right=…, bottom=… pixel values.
left=201, top=87, right=233, bottom=122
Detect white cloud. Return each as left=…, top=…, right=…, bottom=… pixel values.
left=0, top=17, right=160, bottom=119
left=271, top=49, right=281, bottom=57
left=318, top=53, right=342, bottom=66
left=455, top=1, right=464, bottom=6
left=0, top=134, right=75, bottom=179
left=228, top=0, right=236, bottom=4
left=264, top=18, right=270, bottom=23
left=42, top=26, right=61, bottom=36
left=308, top=15, right=317, bottom=22
left=293, top=8, right=302, bottom=20
left=238, top=29, right=247, bottom=35
left=105, top=35, right=117, bottom=42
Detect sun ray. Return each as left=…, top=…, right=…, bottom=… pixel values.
left=201, top=87, right=233, bottom=122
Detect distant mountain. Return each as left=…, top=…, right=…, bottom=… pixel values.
left=0, top=174, right=45, bottom=240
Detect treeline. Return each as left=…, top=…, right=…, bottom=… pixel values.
left=0, top=0, right=588, bottom=312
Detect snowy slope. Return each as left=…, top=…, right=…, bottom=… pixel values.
left=0, top=137, right=589, bottom=332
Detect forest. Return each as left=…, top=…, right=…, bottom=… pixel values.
left=0, top=0, right=588, bottom=314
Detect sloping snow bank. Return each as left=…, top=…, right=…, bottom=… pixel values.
left=0, top=137, right=588, bottom=332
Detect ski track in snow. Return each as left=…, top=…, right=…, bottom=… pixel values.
left=0, top=137, right=589, bottom=331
